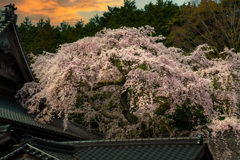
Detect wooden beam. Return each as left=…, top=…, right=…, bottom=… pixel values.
left=0, top=76, right=19, bottom=97
left=0, top=68, right=20, bottom=83
left=0, top=134, right=11, bottom=144
left=0, top=52, right=10, bottom=61
left=0, top=83, right=17, bottom=92
left=0, top=52, right=15, bottom=64
left=7, top=24, right=34, bottom=82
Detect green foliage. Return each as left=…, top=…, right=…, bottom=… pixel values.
left=18, top=17, right=37, bottom=56
left=32, top=19, right=60, bottom=55
left=138, top=63, right=148, bottom=71
left=154, top=101, right=170, bottom=115
left=204, top=47, right=220, bottom=60
left=169, top=0, right=240, bottom=52
left=18, top=0, right=240, bottom=57
left=18, top=0, right=180, bottom=57
left=142, top=0, right=180, bottom=37
left=171, top=104, right=207, bottom=132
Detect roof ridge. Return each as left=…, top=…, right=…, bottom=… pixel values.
left=0, top=144, right=26, bottom=160
left=0, top=3, right=17, bottom=25
left=22, top=135, right=75, bottom=154
left=0, top=124, right=11, bottom=133
left=58, top=135, right=204, bottom=148
left=61, top=135, right=201, bottom=144
left=0, top=143, right=58, bottom=160
left=25, top=144, right=58, bottom=160
left=0, top=3, right=17, bottom=33
left=0, top=97, right=95, bottom=140
left=20, top=135, right=204, bottom=151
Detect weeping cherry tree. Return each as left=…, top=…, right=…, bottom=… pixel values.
left=16, top=26, right=239, bottom=144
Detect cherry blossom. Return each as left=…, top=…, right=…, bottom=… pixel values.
left=16, top=26, right=240, bottom=143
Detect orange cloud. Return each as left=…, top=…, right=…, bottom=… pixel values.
left=11, top=0, right=123, bottom=26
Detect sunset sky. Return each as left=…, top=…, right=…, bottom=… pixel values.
left=0, top=0, right=189, bottom=26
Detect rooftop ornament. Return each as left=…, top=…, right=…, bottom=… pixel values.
left=0, top=3, right=17, bottom=27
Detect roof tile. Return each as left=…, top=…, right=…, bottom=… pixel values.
left=0, top=96, right=101, bottom=140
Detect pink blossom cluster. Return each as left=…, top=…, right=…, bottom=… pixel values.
left=16, top=26, right=240, bottom=140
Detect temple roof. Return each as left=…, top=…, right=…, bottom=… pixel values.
left=1, top=135, right=213, bottom=160
left=0, top=3, right=34, bottom=83
left=0, top=96, right=101, bottom=140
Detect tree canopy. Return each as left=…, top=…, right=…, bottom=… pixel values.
left=18, top=0, right=240, bottom=56
left=16, top=26, right=240, bottom=141
left=169, top=0, right=240, bottom=52
left=18, top=0, right=180, bottom=56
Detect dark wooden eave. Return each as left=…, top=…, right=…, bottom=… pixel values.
left=5, top=22, right=34, bottom=82
left=0, top=22, right=34, bottom=82
left=0, top=118, right=83, bottom=141
left=0, top=4, right=34, bottom=98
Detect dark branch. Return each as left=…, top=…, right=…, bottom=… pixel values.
left=93, top=77, right=125, bottom=90
left=78, top=90, right=120, bottom=120
left=120, top=89, right=138, bottom=124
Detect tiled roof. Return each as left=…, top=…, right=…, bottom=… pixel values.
left=0, top=4, right=17, bottom=34
left=71, top=136, right=209, bottom=160
left=0, top=124, right=20, bottom=142
left=0, top=125, right=21, bottom=158
left=23, top=135, right=75, bottom=154
left=0, top=4, right=35, bottom=82
left=0, top=96, right=101, bottom=140
left=1, top=136, right=75, bottom=160
left=76, top=144, right=203, bottom=160
left=0, top=19, right=11, bottom=34
left=0, top=143, right=74, bottom=160
left=1, top=135, right=213, bottom=160
left=23, top=136, right=75, bottom=160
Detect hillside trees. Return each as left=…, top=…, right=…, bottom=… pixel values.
left=97, top=0, right=180, bottom=37
left=19, top=18, right=60, bottom=56
left=16, top=26, right=240, bottom=140
left=142, top=0, right=180, bottom=37
left=18, top=0, right=240, bottom=56
left=18, top=0, right=180, bottom=56
left=31, top=19, right=60, bottom=55
left=98, top=0, right=140, bottom=28
left=169, top=0, right=240, bottom=52
left=74, top=20, right=85, bottom=40
left=18, top=17, right=37, bottom=55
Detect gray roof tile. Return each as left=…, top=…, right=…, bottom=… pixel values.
left=72, top=137, right=208, bottom=160
left=1, top=135, right=213, bottom=160
left=0, top=96, right=101, bottom=140
left=75, top=144, right=204, bottom=160
left=0, top=143, right=74, bottom=160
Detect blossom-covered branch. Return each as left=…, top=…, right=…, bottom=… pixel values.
left=16, top=26, right=240, bottom=141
